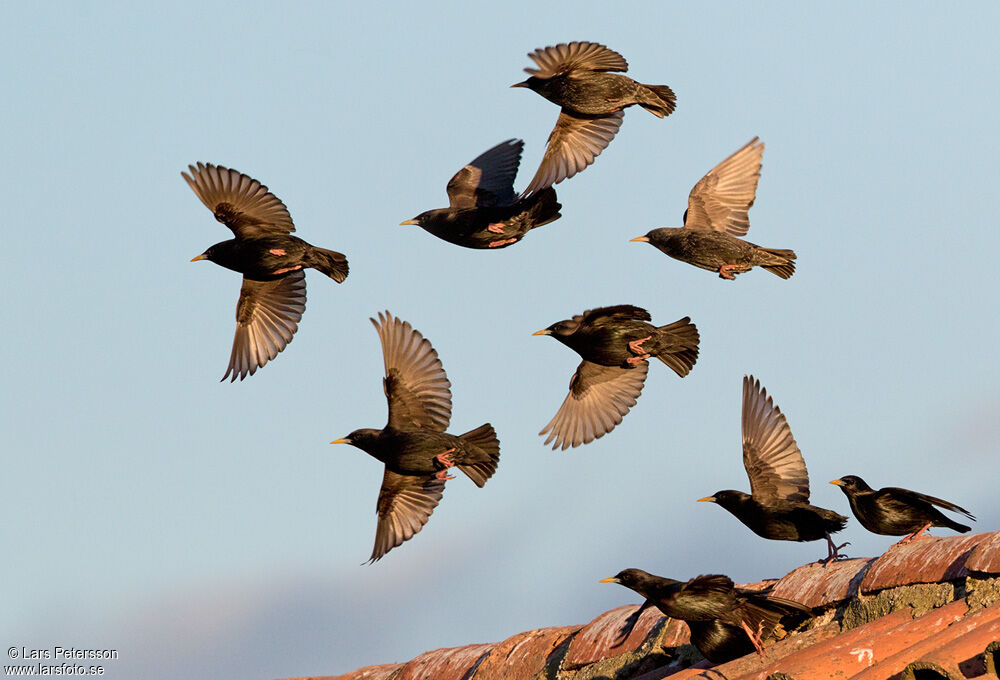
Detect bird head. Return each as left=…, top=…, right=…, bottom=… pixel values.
left=190, top=244, right=220, bottom=263
left=630, top=228, right=674, bottom=246
left=830, top=475, right=870, bottom=494
left=600, top=568, right=653, bottom=590
left=510, top=76, right=542, bottom=92
left=330, top=428, right=381, bottom=452
left=698, top=490, right=748, bottom=510
left=532, top=318, right=580, bottom=341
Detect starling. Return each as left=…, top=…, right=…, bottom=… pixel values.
left=400, top=139, right=562, bottom=249
left=511, top=41, right=676, bottom=195
left=698, top=376, right=849, bottom=562
left=601, top=568, right=810, bottom=662
left=631, top=138, right=796, bottom=280
left=533, top=305, right=698, bottom=449
left=830, top=475, right=974, bottom=543
left=184, top=163, right=349, bottom=381
left=330, top=312, right=500, bottom=563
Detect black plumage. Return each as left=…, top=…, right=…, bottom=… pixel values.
left=331, top=312, right=500, bottom=563
left=631, top=138, right=796, bottom=280
left=401, top=139, right=562, bottom=249
left=830, top=475, right=974, bottom=542
left=184, top=163, right=349, bottom=381
left=511, top=42, right=676, bottom=195
left=601, top=568, right=809, bottom=663
left=533, top=305, right=698, bottom=449
left=699, top=376, right=849, bottom=561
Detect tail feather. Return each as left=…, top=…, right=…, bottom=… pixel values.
left=307, top=246, right=349, bottom=283
left=458, top=423, right=500, bottom=488
left=639, top=84, right=677, bottom=118
left=938, top=516, right=972, bottom=533
left=759, top=247, right=796, bottom=279
left=525, top=187, right=562, bottom=231
left=654, top=316, right=700, bottom=377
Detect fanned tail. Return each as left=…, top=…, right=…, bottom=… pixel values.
left=639, top=84, right=677, bottom=118
left=306, top=246, right=349, bottom=283
left=654, top=316, right=700, bottom=377
left=457, top=423, right=500, bottom=488
left=759, top=248, right=797, bottom=279
left=524, top=187, right=562, bottom=231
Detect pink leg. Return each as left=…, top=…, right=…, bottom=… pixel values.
left=628, top=336, right=652, bottom=354
left=268, top=248, right=287, bottom=256
left=718, top=264, right=748, bottom=280
left=895, top=522, right=932, bottom=545
left=272, top=264, right=303, bottom=275
left=435, top=448, right=456, bottom=468
left=821, top=533, right=850, bottom=565
left=488, top=237, right=518, bottom=248
left=626, top=354, right=651, bottom=365
left=739, top=620, right=767, bottom=657
left=435, top=470, right=456, bottom=481
left=487, top=222, right=506, bottom=234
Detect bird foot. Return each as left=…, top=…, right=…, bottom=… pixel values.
left=268, top=248, right=287, bottom=256
left=488, top=237, right=518, bottom=248
left=626, top=354, right=650, bottom=365
left=434, top=470, right=456, bottom=481
left=718, top=264, right=749, bottom=280
left=739, top=620, right=767, bottom=657
left=821, top=536, right=851, bottom=566
left=435, top=448, right=457, bottom=468
left=628, top=336, right=652, bottom=354
left=487, top=222, right=506, bottom=234
left=894, top=523, right=932, bottom=545
left=272, top=264, right=303, bottom=275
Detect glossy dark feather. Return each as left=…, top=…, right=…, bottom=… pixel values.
left=332, top=312, right=500, bottom=562
left=513, top=41, right=676, bottom=195
left=831, top=475, right=974, bottom=537
left=184, top=163, right=348, bottom=380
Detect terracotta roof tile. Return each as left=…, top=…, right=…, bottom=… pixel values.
left=966, top=531, right=1000, bottom=574
left=770, top=558, right=872, bottom=609
left=888, top=603, right=1000, bottom=680
left=860, top=533, right=986, bottom=593
left=393, top=643, right=493, bottom=680
left=985, top=640, right=1000, bottom=675
left=283, top=662, right=403, bottom=680
left=562, top=603, right=683, bottom=669
left=470, top=625, right=578, bottom=680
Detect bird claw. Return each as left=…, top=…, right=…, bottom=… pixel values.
left=488, top=237, right=517, bottom=248
left=434, top=470, right=456, bottom=481
left=272, top=264, right=303, bottom=275
left=435, top=449, right=456, bottom=468
left=894, top=523, right=932, bottom=545
left=740, top=620, right=767, bottom=657
left=628, top=336, right=652, bottom=354
left=718, top=264, right=748, bottom=280
left=487, top=222, right=506, bottom=234
left=626, top=354, right=650, bottom=365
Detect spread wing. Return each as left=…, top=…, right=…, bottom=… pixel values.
left=446, top=139, right=523, bottom=209
left=742, top=375, right=810, bottom=503
left=522, top=110, right=624, bottom=196
left=223, top=270, right=306, bottom=382
left=540, top=360, right=648, bottom=450
left=579, top=305, right=652, bottom=325
left=182, top=162, right=295, bottom=238
left=684, top=137, right=764, bottom=237
left=369, top=470, right=445, bottom=563
left=524, top=41, right=628, bottom=77
left=372, top=311, right=452, bottom=432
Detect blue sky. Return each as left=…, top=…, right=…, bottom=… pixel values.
left=2, top=2, right=999, bottom=678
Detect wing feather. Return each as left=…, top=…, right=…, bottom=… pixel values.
left=685, top=138, right=764, bottom=236
left=525, top=41, right=628, bottom=77
left=223, top=270, right=305, bottom=381
left=742, top=375, right=810, bottom=502
left=369, top=470, right=445, bottom=562
left=523, top=111, right=624, bottom=196
left=182, top=162, right=295, bottom=238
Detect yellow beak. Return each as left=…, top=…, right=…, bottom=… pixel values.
left=697, top=496, right=716, bottom=503
left=190, top=253, right=208, bottom=262
left=599, top=577, right=618, bottom=584
left=630, top=236, right=650, bottom=243
left=510, top=81, right=528, bottom=88
left=532, top=329, right=551, bottom=336
left=829, top=480, right=843, bottom=486
left=330, top=438, right=350, bottom=445
left=400, top=219, right=419, bottom=226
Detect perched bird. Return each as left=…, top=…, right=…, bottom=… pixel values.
left=400, top=138, right=562, bottom=249
left=699, top=376, right=849, bottom=562
left=331, top=312, right=500, bottom=562
left=830, top=475, right=974, bottom=543
left=601, top=568, right=810, bottom=662
left=512, top=41, right=676, bottom=195
left=184, top=163, right=349, bottom=381
left=631, top=137, right=796, bottom=280
left=533, top=305, right=698, bottom=449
